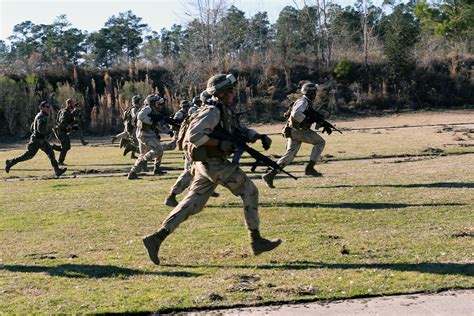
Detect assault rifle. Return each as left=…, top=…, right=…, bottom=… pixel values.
left=210, top=126, right=298, bottom=180
left=149, top=113, right=181, bottom=129
left=304, top=107, right=343, bottom=134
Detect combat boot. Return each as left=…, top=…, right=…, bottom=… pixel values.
left=250, top=229, right=282, bottom=255
left=143, top=228, right=170, bottom=265
left=111, top=136, right=117, bottom=144
left=5, top=159, right=14, bottom=173
left=164, top=194, right=178, bottom=207
left=305, top=161, right=322, bottom=177
left=119, top=138, right=127, bottom=148
left=81, top=140, right=89, bottom=146
left=262, top=170, right=277, bottom=188
left=127, top=170, right=139, bottom=180
left=153, top=167, right=167, bottom=175
left=55, top=167, right=67, bottom=177
left=123, top=143, right=136, bottom=156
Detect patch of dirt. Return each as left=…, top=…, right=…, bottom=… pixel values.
left=340, top=244, right=350, bottom=255
left=451, top=227, right=474, bottom=238
left=320, top=234, right=341, bottom=240
left=227, top=274, right=261, bottom=292
left=208, top=293, right=225, bottom=301
left=421, top=147, right=445, bottom=154
left=273, top=285, right=319, bottom=296
left=24, top=252, right=58, bottom=260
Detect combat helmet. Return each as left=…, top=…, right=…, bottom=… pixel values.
left=301, top=82, right=318, bottom=95
left=193, top=96, right=202, bottom=106
left=200, top=90, right=211, bottom=104
left=180, top=99, right=192, bottom=109
left=132, top=95, right=142, bottom=105
left=144, top=94, right=160, bottom=105
left=206, top=74, right=237, bottom=96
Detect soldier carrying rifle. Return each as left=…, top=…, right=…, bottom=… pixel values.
left=263, top=82, right=341, bottom=188
left=142, top=74, right=282, bottom=265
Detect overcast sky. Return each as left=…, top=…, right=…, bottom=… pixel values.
left=0, top=0, right=384, bottom=42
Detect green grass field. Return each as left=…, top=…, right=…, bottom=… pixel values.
left=1, top=111, right=473, bottom=313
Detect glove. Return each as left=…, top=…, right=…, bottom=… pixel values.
left=260, top=134, right=272, bottom=150
left=168, top=130, right=174, bottom=137
left=322, top=126, right=333, bottom=135
left=218, top=140, right=235, bottom=154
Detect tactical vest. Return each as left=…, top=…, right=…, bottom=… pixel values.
left=185, top=102, right=232, bottom=161
left=289, top=97, right=314, bottom=130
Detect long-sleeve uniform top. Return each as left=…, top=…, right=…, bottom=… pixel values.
left=31, top=111, right=52, bottom=139
left=136, top=104, right=171, bottom=138
left=289, top=95, right=316, bottom=130
left=56, top=108, right=75, bottom=133
left=186, top=102, right=258, bottom=159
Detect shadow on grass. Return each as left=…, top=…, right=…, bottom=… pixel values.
left=0, top=264, right=202, bottom=279
left=163, top=262, right=473, bottom=277
left=206, top=202, right=465, bottom=210
left=312, top=182, right=474, bottom=189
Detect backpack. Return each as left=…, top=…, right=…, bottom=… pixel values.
left=176, top=102, right=223, bottom=151
left=176, top=109, right=201, bottom=151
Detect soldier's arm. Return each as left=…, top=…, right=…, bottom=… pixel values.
left=291, top=99, right=308, bottom=123
left=138, top=107, right=152, bottom=125
left=188, top=106, right=221, bottom=147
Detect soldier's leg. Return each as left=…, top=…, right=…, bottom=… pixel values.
left=58, top=134, right=71, bottom=164
left=299, top=130, right=325, bottom=176
left=143, top=137, right=164, bottom=175
left=263, top=137, right=302, bottom=188
left=78, top=127, right=88, bottom=146
left=222, top=166, right=281, bottom=255
left=162, top=138, right=177, bottom=151
left=128, top=137, right=148, bottom=179
left=40, top=142, right=67, bottom=176
left=5, top=141, right=39, bottom=172
left=143, top=174, right=216, bottom=265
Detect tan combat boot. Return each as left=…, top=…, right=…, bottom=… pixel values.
left=164, top=194, right=178, bottom=207
left=143, top=228, right=169, bottom=265
left=250, top=229, right=282, bottom=255
left=305, top=161, right=322, bottom=177
left=262, top=170, right=277, bottom=188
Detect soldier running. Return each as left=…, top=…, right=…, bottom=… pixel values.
left=143, top=74, right=281, bottom=265
left=262, top=83, right=327, bottom=188
left=55, top=98, right=76, bottom=165
left=162, top=99, right=192, bottom=151
left=5, top=101, right=67, bottom=177
left=127, top=94, right=171, bottom=179
left=164, top=91, right=219, bottom=207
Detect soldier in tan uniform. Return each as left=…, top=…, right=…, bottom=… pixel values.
left=164, top=92, right=219, bottom=207
left=127, top=94, right=171, bottom=179
left=162, top=99, right=192, bottom=151
left=262, top=83, right=326, bottom=188
left=143, top=74, right=281, bottom=265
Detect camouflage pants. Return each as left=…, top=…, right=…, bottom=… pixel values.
left=10, top=137, right=60, bottom=171
left=277, top=128, right=325, bottom=167
left=56, top=131, right=71, bottom=163
left=161, top=159, right=260, bottom=233
left=169, top=153, right=193, bottom=196
left=131, top=135, right=163, bottom=172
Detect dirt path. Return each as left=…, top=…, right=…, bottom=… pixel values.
left=196, top=289, right=473, bottom=315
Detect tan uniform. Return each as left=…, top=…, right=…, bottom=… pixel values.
left=130, top=104, right=170, bottom=172
left=161, top=103, right=260, bottom=233
left=169, top=152, right=193, bottom=196
left=277, top=96, right=325, bottom=167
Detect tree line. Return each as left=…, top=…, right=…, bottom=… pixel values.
left=0, top=0, right=472, bottom=137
